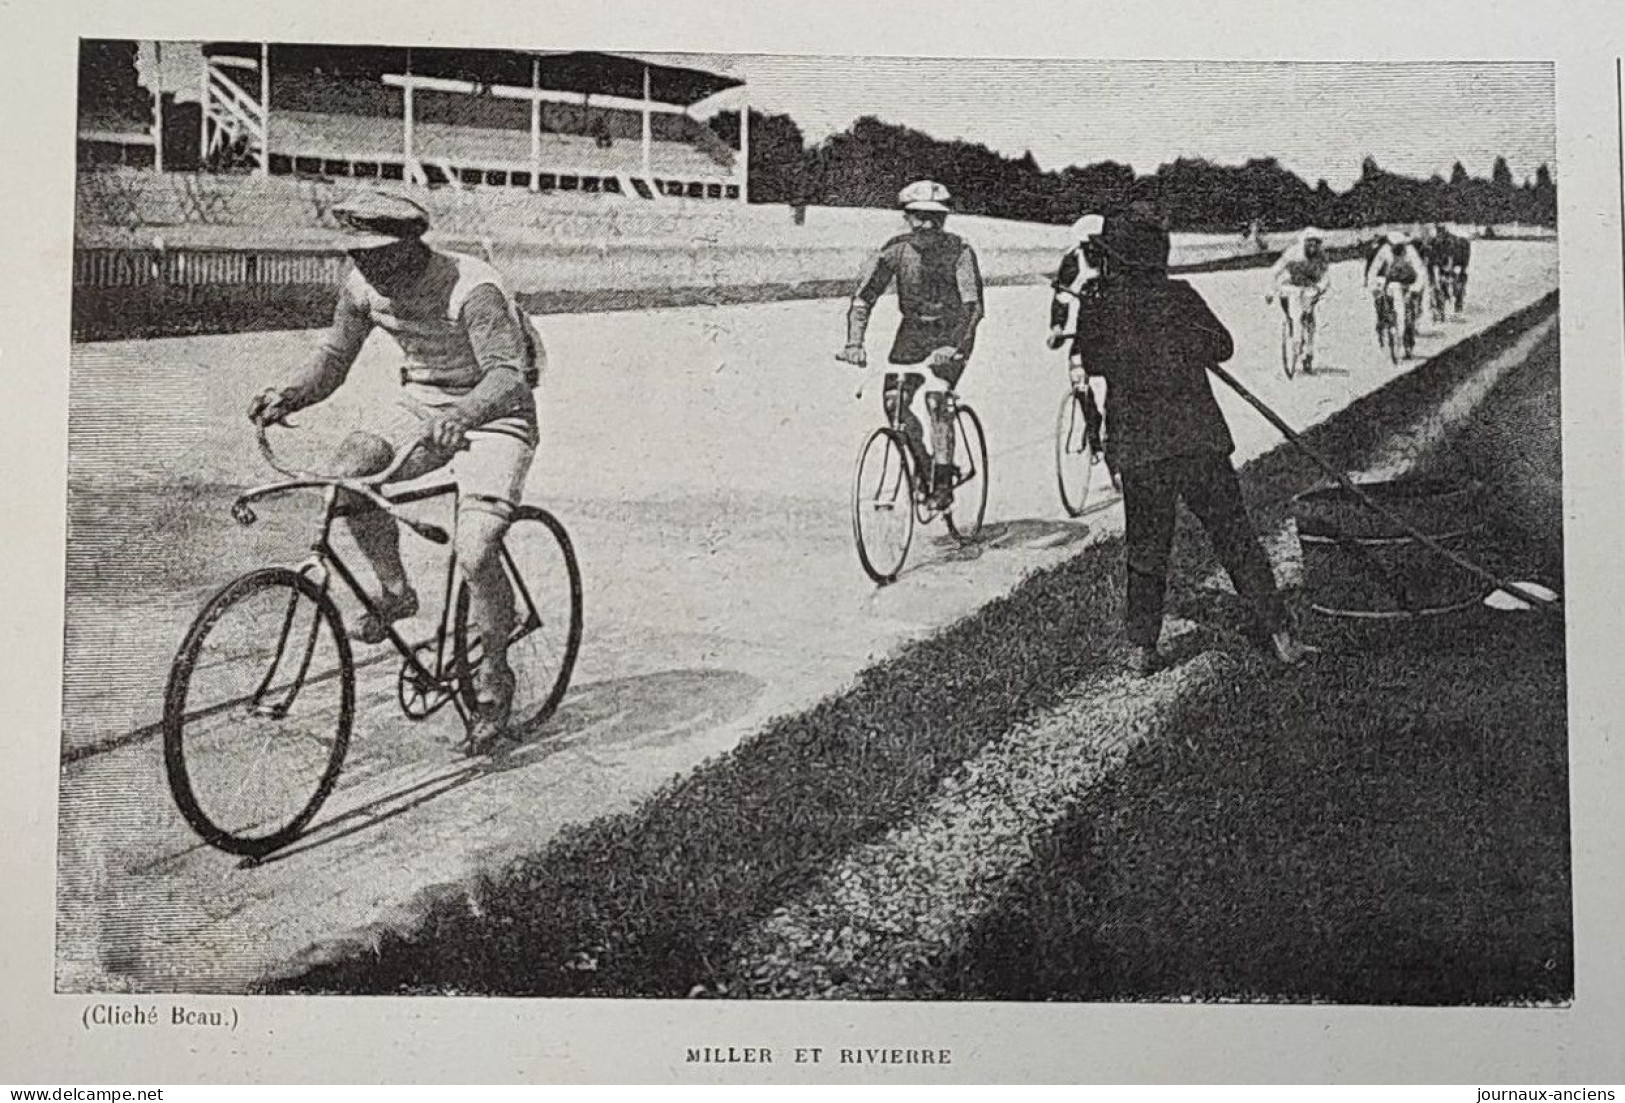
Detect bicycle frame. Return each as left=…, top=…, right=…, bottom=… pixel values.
left=230, top=425, right=545, bottom=728
left=877, top=370, right=973, bottom=497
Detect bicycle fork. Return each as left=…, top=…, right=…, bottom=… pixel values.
left=250, top=556, right=333, bottom=720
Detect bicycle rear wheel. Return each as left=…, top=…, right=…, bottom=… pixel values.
left=852, top=427, right=915, bottom=584
left=163, top=568, right=353, bottom=858
left=1055, top=390, right=1097, bottom=518
left=946, top=403, right=989, bottom=542
left=453, top=506, right=584, bottom=740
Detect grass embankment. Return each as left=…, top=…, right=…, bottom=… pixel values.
left=271, top=292, right=1565, bottom=1001
left=935, top=607, right=1570, bottom=1004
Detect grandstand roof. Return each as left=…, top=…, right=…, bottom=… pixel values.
left=203, top=44, right=743, bottom=106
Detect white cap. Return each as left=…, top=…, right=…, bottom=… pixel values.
left=1071, top=213, right=1105, bottom=240
left=1386, top=229, right=1409, bottom=245
left=899, top=180, right=951, bottom=213
left=1298, top=226, right=1325, bottom=242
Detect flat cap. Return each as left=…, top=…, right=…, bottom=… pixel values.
left=322, top=190, right=431, bottom=251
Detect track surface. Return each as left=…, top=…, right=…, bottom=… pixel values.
left=56, top=242, right=1557, bottom=992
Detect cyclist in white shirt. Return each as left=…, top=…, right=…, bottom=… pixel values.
left=1266, top=227, right=1332, bottom=373
left=1366, top=229, right=1431, bottom=356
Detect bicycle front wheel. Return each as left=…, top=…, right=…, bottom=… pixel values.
left=946, top=403, right=989, bottom=542
left=163, top=568, right=354, bottom=858
left=852, top=427, right=915, bottom=584
left=453, top=506, right=584, bottom=739
left=1055, top=390, right=1097, bottom=518
left=1280, top=312, right=1297, bottom=378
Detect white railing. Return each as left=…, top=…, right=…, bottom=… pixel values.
left=205, top=64, right=267, bottom=162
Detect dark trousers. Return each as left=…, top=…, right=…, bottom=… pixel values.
left=1120, top=450, right=1287, bottom=647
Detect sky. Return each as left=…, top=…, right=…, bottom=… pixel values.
left=137, top=43, right=1555, bottom=191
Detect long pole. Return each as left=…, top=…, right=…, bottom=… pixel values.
left=403, top=79, right=415, bottom=180
left=738, top=85, right=750, bottom=203
left=529, top=56, right=541, bottom=192
left=199, top=52, right=210, bottom=165
left=1204, top=360, right=1562, bottom=618
left=151, top=41, right=164, bottom=172
left=259, top=42, right=270, bottom=177
left=641, top=65, right=652, bottom=179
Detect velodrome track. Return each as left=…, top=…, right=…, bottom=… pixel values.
left=55, top=241, right=1557, bottom=992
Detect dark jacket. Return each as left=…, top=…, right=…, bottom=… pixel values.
left=1074, top=276, right=1236, bottom=470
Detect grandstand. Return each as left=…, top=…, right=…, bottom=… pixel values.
left=197, top=44, right=747, bottom=201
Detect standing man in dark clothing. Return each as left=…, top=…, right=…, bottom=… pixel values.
left=1074, top=211, right=1315, bottom=674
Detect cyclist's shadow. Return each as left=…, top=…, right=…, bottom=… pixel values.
left=248, top=668, right=764, bottom=866
left=921, top=507, right=1110, bottom=572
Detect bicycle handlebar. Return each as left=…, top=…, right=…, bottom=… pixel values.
left=851, top=366, right=961, bottom=403
left=231, top=422, right=452, bottom=545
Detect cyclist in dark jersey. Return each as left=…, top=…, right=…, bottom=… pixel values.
left=1048, top=213, right=1112, bottom=477
left=1439, top=225, right=1472, bottom=312
left=838, top=180, right=986, bottom=509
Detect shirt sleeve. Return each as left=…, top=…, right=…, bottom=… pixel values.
left=282, top=275, right=371, bottom=408
left=1268, top=247, right=1294, bottom=290
left=1050, top=251, right=1079, bottom=329
left=459, top=283, right=528, bottom=377
left=851, top=246, right=896, bottom=306
left=956, top=244, right=984, bottom=306
left=316, top=275, right=373, bottom=371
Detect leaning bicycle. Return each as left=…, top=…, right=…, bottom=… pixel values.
left=850, top=373, right=989, bottom=585
left=162, top=423, right=583, bottom=859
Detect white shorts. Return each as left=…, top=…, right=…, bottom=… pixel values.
left=370, top=394, right=536, bottom=507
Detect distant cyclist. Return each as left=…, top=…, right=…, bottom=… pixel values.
left=838, top=180, right=986, bottom=510
left=1439, top=223, right=1472, bottom=312
left=1047, top=212, right=1115, bottom=481
left=1418, top=224, right=1450, bottom=319
left=1366, top=229, right=1430, bottom=356
left=1266, top=226, right=1332, bottom=373
left=247, top=190, right=544, bottom=752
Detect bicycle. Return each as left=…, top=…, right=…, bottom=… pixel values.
left=850, top=371, right=989, bottom=585
left=1374, top=280, right=1417, bottom=364
left=1276, top=287, right=1320, bottom=379
left=1401, top=283, right=1422, bottom=359
left=162, top=422, right=584, bottom=859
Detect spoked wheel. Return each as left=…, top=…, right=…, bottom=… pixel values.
left=452, top=506, right=585, bottom=741
left=1382, top=292, right=1402, bottom=364
left=163, top=568, right=354, bottom=859
left=1280, top=312, right=1297, bottom=379
left=1055, top=389, right=1098, bottom=518
left=851, top=427, right=916, bottom=584
left=945, top=403, right=989, bottom=542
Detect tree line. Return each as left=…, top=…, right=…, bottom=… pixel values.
left=710, top=110, right=1558, bottom=230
